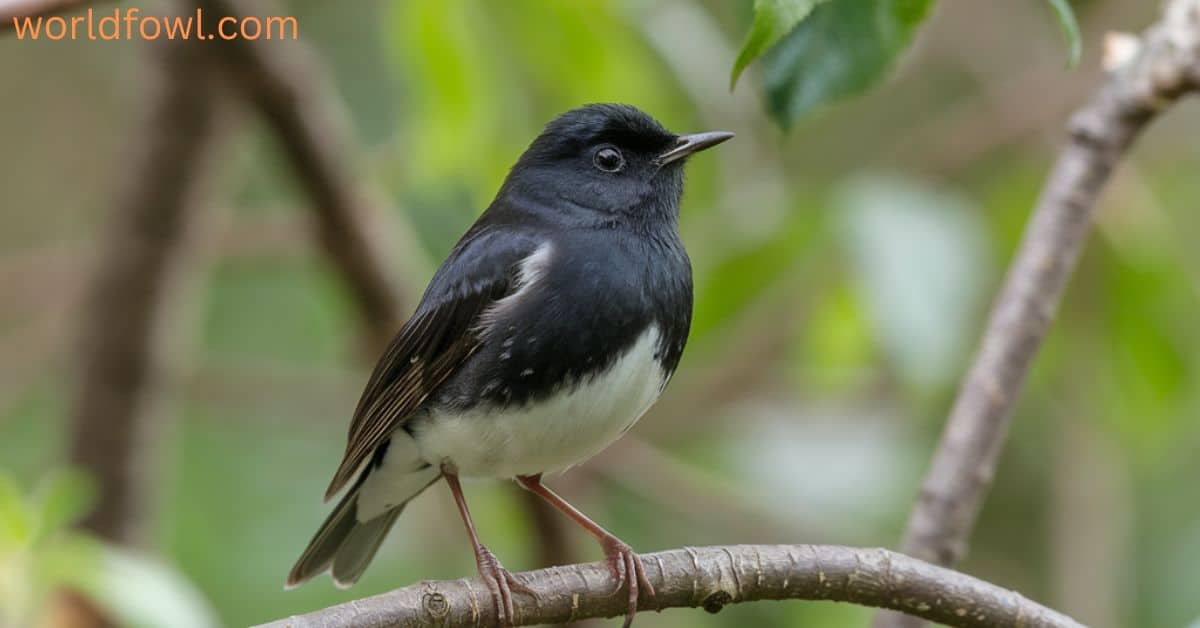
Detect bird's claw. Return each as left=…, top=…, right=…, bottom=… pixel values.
left=601, top=538, right=657, bottom=628
left=476, top=545, right=535, bottom=627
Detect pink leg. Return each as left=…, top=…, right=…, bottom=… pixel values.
left=516, top=474, right=656, bottom=628
left=444, top=469, right=535, bottom=626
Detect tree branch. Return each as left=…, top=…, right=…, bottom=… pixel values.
left=876, top=1, right=1200, bottom=626
left=3, top=0, right=422, bottom=351
left=196, top=0, right=422, bottom=346
left=67, top=36, right=226, bottom=544
left=257, top=545, right=1081, bottom=628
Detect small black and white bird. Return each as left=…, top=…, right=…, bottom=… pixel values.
left=286, top=104, right=732, bottom=626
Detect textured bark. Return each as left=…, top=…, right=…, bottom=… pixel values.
left=196, top=0, right=417, bottom=347
left=257, top=545, right=1082, bottom=628
left=66, top=38, right=224, bottom=544
left=876, top=1, right=1200, bottom=626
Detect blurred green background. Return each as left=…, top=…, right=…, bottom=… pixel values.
left=2, top=0, right=1199, bottom=627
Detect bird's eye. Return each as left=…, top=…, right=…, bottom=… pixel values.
left=592, top=147, right=624, bottom=173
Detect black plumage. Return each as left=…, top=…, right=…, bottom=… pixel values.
left=287, top=104, right=731, bottom=627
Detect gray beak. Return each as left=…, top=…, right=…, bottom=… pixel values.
left=655, top=131, right=735, bottom=166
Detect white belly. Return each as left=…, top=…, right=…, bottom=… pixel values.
left=413, top=326, right=666, bottom=478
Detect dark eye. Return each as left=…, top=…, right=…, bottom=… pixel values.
left=593, top=147, right=624, bottom=173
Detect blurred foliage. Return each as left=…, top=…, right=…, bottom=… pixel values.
left=835, top=175, right=989, bottom=392
left=0, top=471, right=98, bottom=627
left=1, top=1, right=1198, bottom=627
left=0, top=472, right=217, bottom=628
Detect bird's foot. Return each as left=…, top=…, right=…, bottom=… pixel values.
left=475, top=545, right=536, bottom=627
left=601, top=538, right=657, bottom=628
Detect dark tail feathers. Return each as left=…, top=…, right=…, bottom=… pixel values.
left=286, top=471, right=438, bottom=589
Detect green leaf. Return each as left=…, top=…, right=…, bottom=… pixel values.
left=1045, top=0, right=1082, bottom=68
left=33, top=469, right=96, bottom=543
left=730, top=0, right=829, bottom=89
left=0, top=473, right=32, bottom=551
left=761, top=0, right=935, bottom=127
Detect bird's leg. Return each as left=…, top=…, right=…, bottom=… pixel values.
left=516, top=474, right=656, bottom=627
left=444, top=468, right=535, bottom=626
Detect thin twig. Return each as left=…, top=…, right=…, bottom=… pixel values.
left=876, top=1, right=1200, bottom=626
left=256, top=544, right=1082, bottom=628
left=195, top=0, right=421, bottom=347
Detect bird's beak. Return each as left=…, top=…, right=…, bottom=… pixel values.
left=655, top=131, right=735, bottom=166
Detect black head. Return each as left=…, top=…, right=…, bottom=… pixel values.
left=497, top=104, right=732, bottom=227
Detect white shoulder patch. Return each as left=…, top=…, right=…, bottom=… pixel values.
left=477, top=241, right=554, bottom=332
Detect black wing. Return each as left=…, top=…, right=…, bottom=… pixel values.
left=323, top=225, right=542, bottom=499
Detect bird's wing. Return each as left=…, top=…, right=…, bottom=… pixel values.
left=324, top=226, right=542, bottom=499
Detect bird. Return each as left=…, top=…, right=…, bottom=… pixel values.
left=286, top=103, right=732, bottom=627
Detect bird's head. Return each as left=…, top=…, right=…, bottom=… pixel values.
left=499, top=104, right=733, bottom=225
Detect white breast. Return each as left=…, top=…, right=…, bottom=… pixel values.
left=413, top=325, right=667, bottom=478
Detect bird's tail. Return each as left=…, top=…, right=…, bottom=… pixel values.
left=286, top=467, right=439, bottom=589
